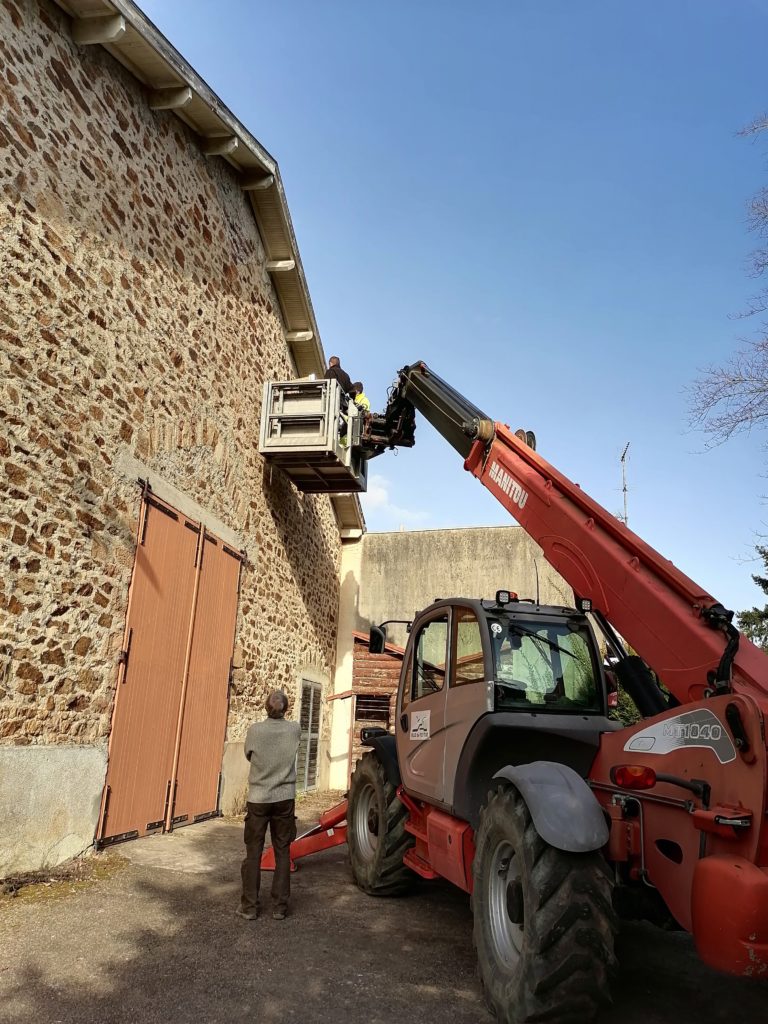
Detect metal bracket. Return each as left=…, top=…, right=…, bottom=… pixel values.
left=118, top=628, right=133, bottom=682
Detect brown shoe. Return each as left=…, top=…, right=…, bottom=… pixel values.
left=272, top=909, right=286, bottom=921
left=236, top=907, right=259, bottom=921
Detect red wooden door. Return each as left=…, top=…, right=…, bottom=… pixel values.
left=99, top=494, right=242, bottom=846
left=172, top=534, right=242, bottom=826
left=99, top=495, right=198, bottom=844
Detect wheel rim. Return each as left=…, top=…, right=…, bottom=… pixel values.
left=487, top=839, right=524, bottom=968
left=352, top=782, right=379, bottom=861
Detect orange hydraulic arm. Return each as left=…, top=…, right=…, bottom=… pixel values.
left=266, top=362, right=768, bottom=980
left=387, top=362, right=768, bottom=709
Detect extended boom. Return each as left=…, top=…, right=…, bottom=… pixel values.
left=379, top=361, right=768, bottom=709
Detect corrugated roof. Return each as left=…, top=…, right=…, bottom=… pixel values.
left=51, top=0, right=364, bottom=532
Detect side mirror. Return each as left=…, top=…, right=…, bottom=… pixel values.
left=369, top=624, right=387, bottom=654
left=360, top=726, right=388, bottom=744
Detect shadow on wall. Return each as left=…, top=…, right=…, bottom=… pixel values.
left=261, top=465, right=339, bottom=658
left=339, top=567, right=365, bottom=635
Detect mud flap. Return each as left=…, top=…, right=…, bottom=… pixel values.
left=493, top=761, right=608, bottom=853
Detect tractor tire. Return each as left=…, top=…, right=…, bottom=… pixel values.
left=472, top=785, right=617, bottom=1024
left=348, top=752, right=414, bottom=896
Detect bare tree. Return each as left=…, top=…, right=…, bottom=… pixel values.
left=690, top=117, right=768, bottom=629
left=689, top=339, right=768, bottom=446
left=690, top=115, right=768, bottom=447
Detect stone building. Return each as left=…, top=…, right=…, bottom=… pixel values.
left=0, top=0, right=580, bottom=876
left=0, top=0, right=362, bottom=874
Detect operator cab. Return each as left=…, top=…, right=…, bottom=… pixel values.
left=370, top=590, right=620, bottom=822
left=484, top=591, right=603, bottom=714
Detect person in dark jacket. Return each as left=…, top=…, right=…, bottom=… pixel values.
left=324, top=355, right=353, bottom=397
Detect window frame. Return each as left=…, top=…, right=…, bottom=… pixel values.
left=400, top=648, right=414, bottom=711
left=297, top=678, right=323, bottom=792
left=407, top=611, right=450, bottom=706
left=489, top=616, right=604, bottom=714
left=450, top=605, right=487, bottom=687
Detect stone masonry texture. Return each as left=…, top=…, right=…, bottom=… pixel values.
left=0, top=0, right=341, bottom=753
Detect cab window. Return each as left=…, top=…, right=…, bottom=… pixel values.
left=411, top=615, right=449, bottom=702
left=400, top=650, right=414, bottom=710
left=490, top=617, right=601, bottom=712
left=452, top=608, right=485, bottom=686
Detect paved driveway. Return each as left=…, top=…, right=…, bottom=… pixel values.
left=0, top=804, right=765, bottom=1024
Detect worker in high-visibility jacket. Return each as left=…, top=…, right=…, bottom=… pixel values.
left=351, top=381, right=370, bottom=413
left=339, top=382, right=370, bottom=449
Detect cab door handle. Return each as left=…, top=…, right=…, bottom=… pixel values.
left=400, top=714, right=407, bottom=732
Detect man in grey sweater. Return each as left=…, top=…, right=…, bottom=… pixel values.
left=238, top=690, right=301, bottom=921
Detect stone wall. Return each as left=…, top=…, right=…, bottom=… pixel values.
left=0, top=745, right=107, bottom=874
left=0, top=0, right=340, bottom=869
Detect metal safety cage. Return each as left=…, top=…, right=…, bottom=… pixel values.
left=258, top=378, right=368, bottom=493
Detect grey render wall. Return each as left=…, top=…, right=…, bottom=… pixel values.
left=0, top=746, right=107, bottom=875
left=351, top=526, right=573, bottom=649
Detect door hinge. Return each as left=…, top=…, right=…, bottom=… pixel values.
left=194, top=529, right=206, bottom=569
left=162, top=779, right=173, bottom=828
left=99, top=830, right=139, bottom=848
left=118, top=628, right=133, bottom=682
left=139, top=479, right=151, bottom=544
left=97, top=784, right=112, bottom=844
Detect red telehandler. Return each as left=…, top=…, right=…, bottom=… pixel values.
left=270, top=362, right=768, bottom=1023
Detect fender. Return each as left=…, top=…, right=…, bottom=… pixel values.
left=361, top=732, right=401, bottom=788
left=493, top=760, right=608, bottom=853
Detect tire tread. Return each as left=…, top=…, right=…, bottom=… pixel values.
left=348, top=752, right=414, bottom=896
left=472, top=787, right=616, bottom=1024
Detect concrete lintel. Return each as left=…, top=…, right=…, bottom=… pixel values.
left=148, top=86, right=193, bottom=111
left=241, top=174, right=274, bottom=191
left=266, top=259, right=295, bottom=273
left=340, top=528, right=364, bottom=540
left=72, top=14, right=126, bottom=45
left=201, top=135, right=238, bottom=157
left=115, top=450, right=243, bottom=551
left=285, top=330, right=314, bottom=343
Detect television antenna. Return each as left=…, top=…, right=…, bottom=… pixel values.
left=619, top=442, right=630, bottom=525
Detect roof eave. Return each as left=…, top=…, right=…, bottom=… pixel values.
left=51, top=0, right=364, bottom=532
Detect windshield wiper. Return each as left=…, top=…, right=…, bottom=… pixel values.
left=508, top=623, right=576, bottom=660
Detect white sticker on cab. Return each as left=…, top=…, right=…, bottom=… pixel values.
left=410, top=710, right=431, bottom=741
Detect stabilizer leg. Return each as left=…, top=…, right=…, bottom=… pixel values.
left=260, top=799, right=348, bottom=872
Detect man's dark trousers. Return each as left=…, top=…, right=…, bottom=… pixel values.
left=241, top=799, right=296, bottom=914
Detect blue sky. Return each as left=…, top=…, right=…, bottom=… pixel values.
left=142, top=0, right=768, bottom=612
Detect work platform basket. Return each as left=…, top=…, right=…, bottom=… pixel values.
left=258, top=378, right=368, bottom=493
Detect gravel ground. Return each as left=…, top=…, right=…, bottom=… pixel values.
left=0, top=793, right=765, bottom=1024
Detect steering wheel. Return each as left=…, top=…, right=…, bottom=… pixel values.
left=494, top=678, right=529, bottom=697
